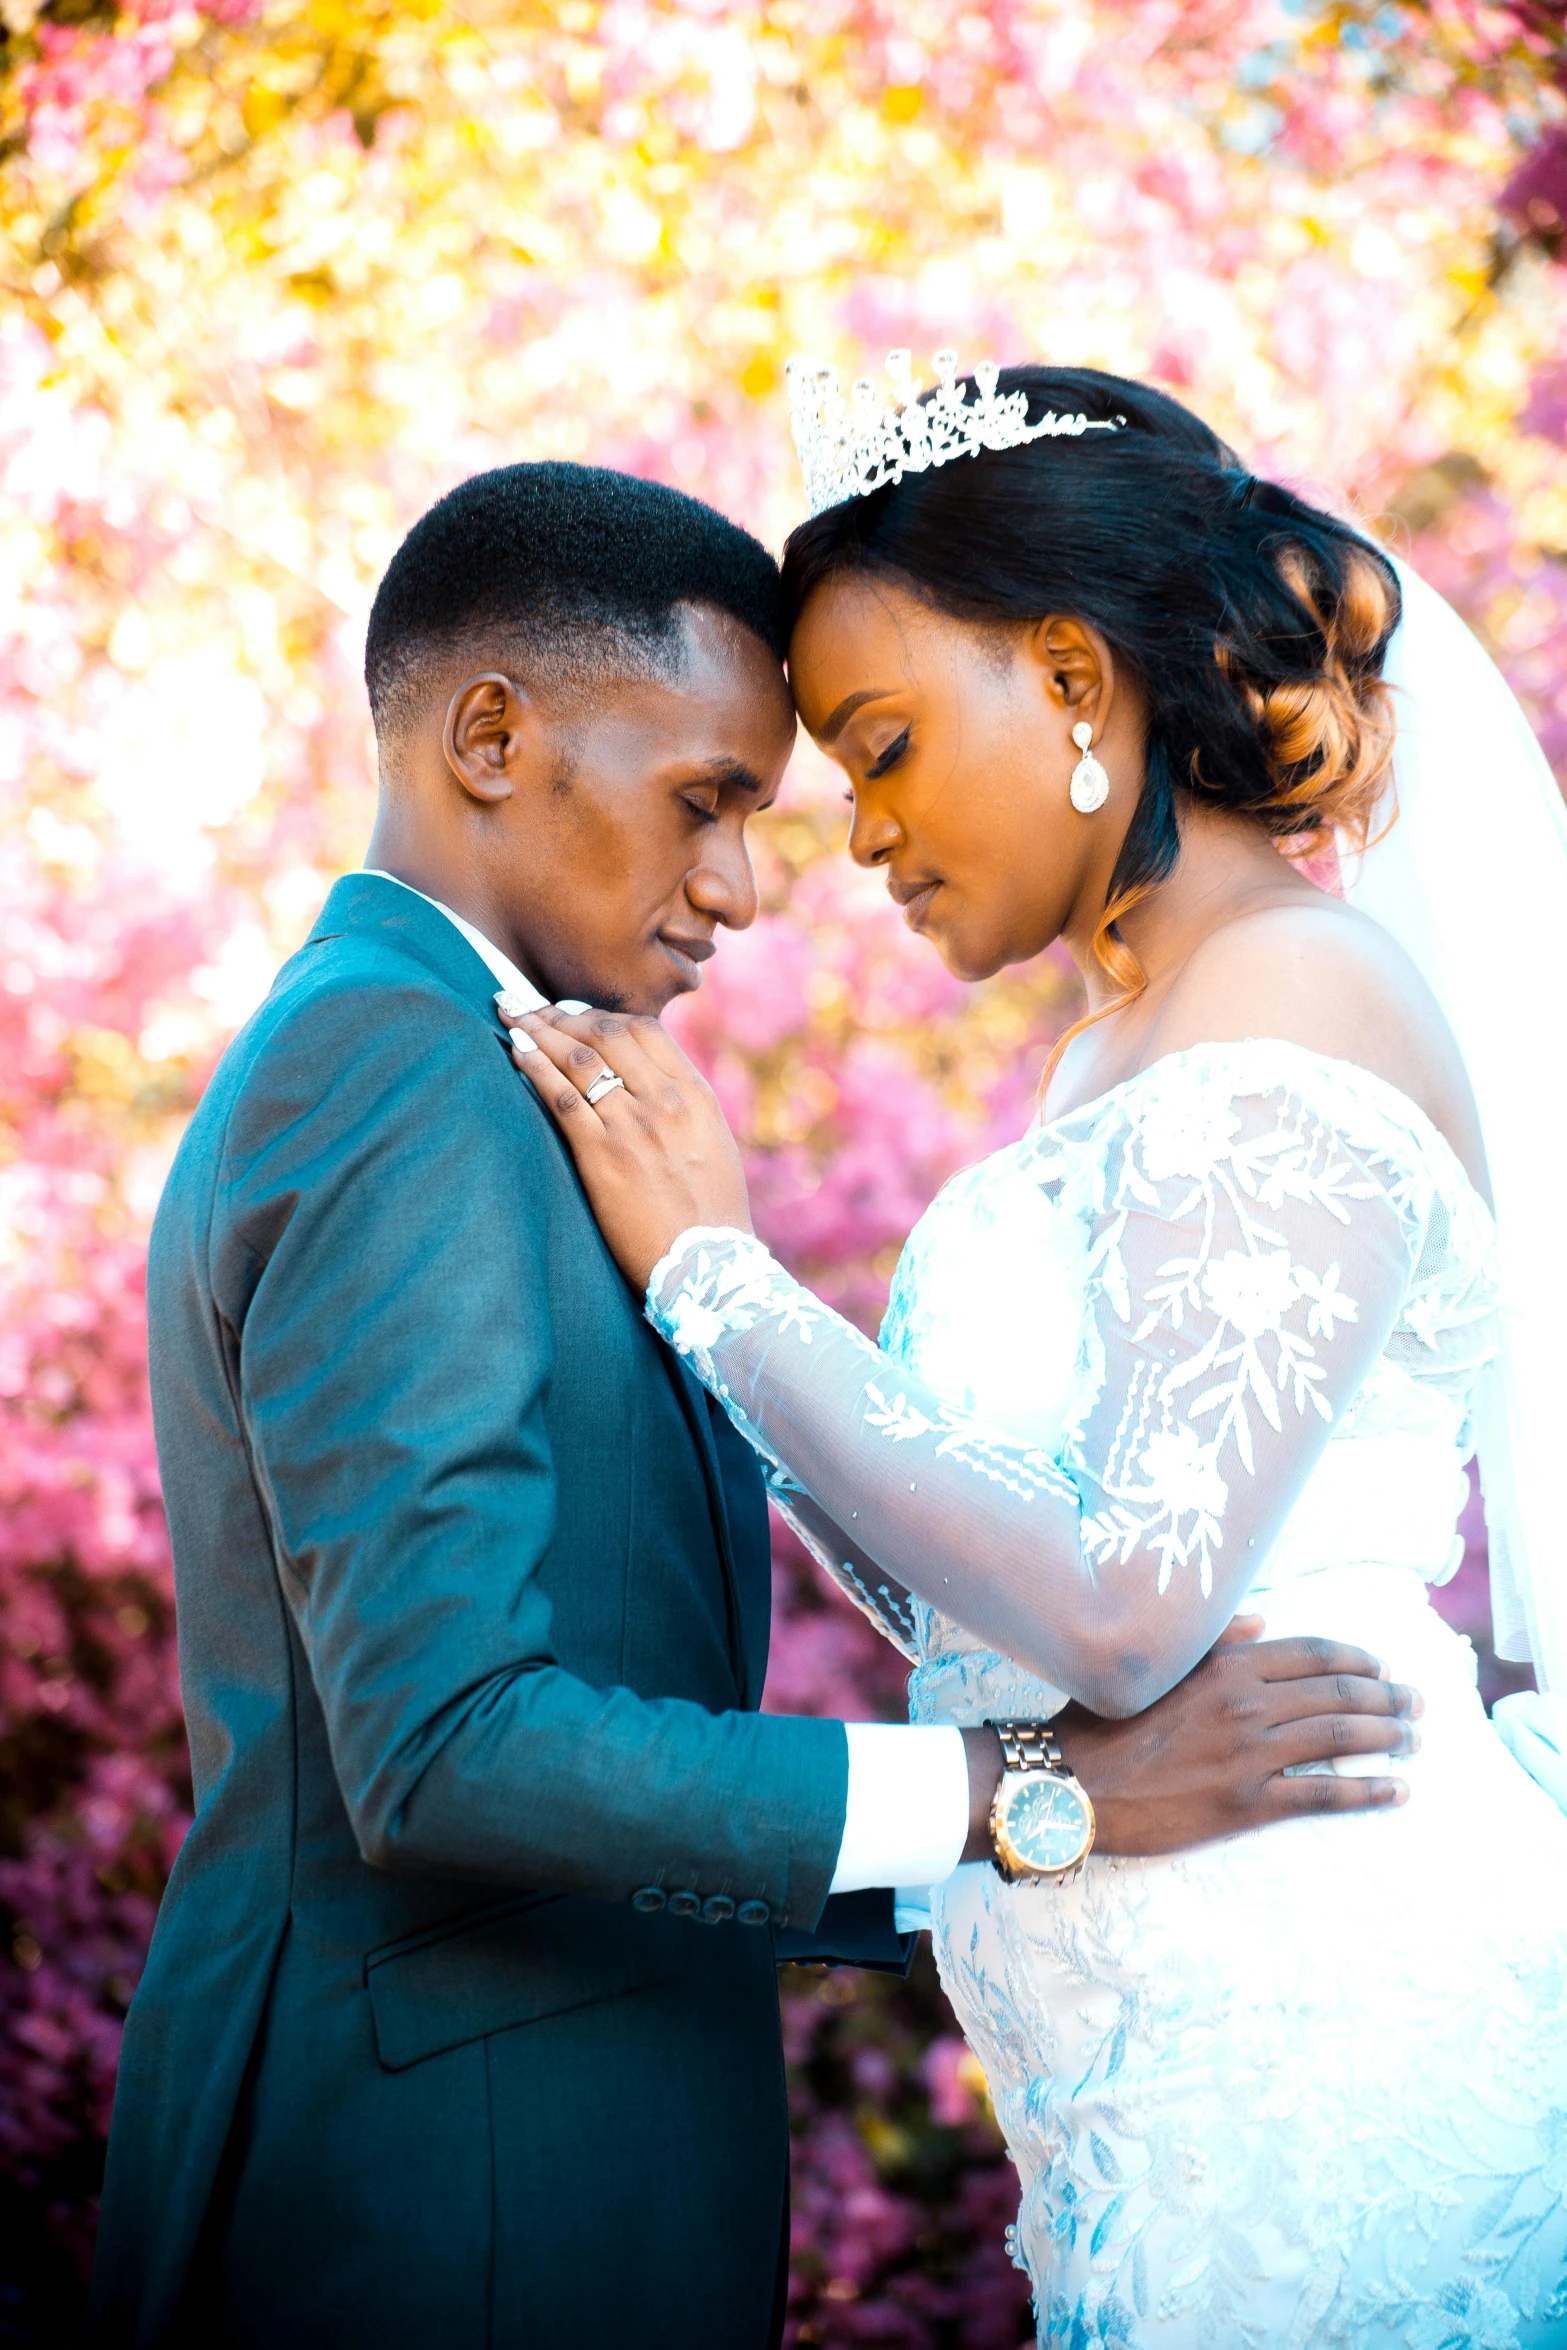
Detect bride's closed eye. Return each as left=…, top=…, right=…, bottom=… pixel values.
left=865, top=725, right=911, bottom=782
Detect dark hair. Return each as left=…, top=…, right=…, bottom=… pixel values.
left=366, top=461, right=787, bottom=739
left=782, top=367, right=1400, bottom=1050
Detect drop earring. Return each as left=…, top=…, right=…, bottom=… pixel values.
left=1069, top=721, right=1109, bottom=814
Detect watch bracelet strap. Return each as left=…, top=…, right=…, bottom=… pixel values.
left=987, top=1719, right=1067, bottom=1777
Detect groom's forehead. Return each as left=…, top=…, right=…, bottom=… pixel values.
left=563, top=605, right=793, bottom=755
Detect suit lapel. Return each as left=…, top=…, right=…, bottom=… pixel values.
left=656, top=1347, right=750, bottom=1705
left=307, top=874, right=562, bottom=1124
left=308, top=873, right=522, bottom=1039
left=311, top=874, right=758, bottom=1704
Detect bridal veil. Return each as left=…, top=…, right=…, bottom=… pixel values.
left=1344, top=559, right=1567, bottom=1784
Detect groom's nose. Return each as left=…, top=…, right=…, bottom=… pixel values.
left=684, top=827, right=759, bottom=931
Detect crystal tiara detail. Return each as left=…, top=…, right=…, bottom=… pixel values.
left=785, top=349, right=1126, bottom=517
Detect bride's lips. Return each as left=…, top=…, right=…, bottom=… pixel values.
left=657, top=932, right=716, bottom=987
left=890, top=877, right=942, bottom=931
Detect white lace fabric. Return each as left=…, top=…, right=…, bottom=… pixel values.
left=649, top=1042, right=1567, bottom=2345
left=647, top=1042, right=1497, bottom=1718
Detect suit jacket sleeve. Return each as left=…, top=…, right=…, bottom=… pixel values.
left=774, top=1889, right=918, bottom=1976
left=207, top=968, right=847, bottom=1928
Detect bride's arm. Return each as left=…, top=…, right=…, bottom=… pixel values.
left=644, top=1124, right=1412, bottom=1715
left=508, top=1010, right=1420, bottom=1715
left=766, top=1476, right=921, bottom=1659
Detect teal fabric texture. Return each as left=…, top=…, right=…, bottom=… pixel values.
left=90, top=875, right=861, bottom=2349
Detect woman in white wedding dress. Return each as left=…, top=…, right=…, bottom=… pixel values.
left=507, top=366, right=1567, bottom=2346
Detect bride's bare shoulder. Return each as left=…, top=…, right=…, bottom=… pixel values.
left=1149, top=897, right=1489, bottom=1189
left=1154, top=896, right=1428, bottom=1057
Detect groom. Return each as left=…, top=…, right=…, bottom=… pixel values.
left=92, top=463, right=1419, bottom=2350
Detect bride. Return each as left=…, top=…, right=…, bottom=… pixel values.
left=504, top=364, right=1567, bottom=2345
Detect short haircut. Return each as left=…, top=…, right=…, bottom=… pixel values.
left=364, top=461, right=787, bottom=740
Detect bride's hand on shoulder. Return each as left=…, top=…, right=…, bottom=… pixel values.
left=499, top=1002, right=751, bottom=1292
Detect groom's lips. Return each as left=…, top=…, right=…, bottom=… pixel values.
left=657, top=932, right=717, bottom=986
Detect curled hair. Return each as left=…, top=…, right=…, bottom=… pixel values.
left=781, top=368, right=1400, bottom=1074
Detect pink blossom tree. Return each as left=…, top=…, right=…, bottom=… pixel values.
left=1, top=4, right=1564, bottom=2340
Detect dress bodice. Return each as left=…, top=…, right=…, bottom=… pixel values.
left=651, top=1038, right=1502, bottom=1723
left=877, top=1040, right=1500, bottom=1725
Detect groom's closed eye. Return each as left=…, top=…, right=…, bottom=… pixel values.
left=679, top=756, right=774, bottom=825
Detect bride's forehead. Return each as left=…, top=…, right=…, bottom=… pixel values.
left=795, top=577, right=917, bottom=674
left=791, top=580, right=1002, bottom=728
left=797, top=569, right=927, bottom=638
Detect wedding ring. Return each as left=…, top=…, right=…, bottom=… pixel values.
left=584, top=1071, right=626, bottom=1107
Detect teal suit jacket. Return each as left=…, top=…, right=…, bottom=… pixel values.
left=91, top=876, right=885, bottom=2349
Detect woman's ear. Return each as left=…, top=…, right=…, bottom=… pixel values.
left=442, top=672, right=531, bottom=804
left=1029, top=617, right=1115, bottom=735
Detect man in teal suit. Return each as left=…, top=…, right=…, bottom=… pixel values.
left=91, top=464, right=1421, bottom=2348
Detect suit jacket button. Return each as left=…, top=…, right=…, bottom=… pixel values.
left=736, top=1899, right=771, bottom=1926
left=700, top=1895, right=735, bottom=1925
left=666, top=1890, right=702, bottom=1918
left=631, top=1886, right=666, bottom=1914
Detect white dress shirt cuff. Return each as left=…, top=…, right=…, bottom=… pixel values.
left=828, top=1722, right=970, bottom=1898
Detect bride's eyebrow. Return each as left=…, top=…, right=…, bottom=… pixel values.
left=818, top=685, right=898, bottom=742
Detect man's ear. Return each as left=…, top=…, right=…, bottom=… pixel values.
left=1028, top=616, right=1115, bottom=734
left=442, top=672, right=533, bottom=805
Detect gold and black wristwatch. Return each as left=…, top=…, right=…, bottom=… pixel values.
left=985, top=1720, right=1096, bottom=1885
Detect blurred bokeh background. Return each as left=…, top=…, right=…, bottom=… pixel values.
left=2, top=3, right=1565, bottom=2341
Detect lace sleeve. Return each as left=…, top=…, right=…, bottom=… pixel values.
left=647, top=1073, right=1427, bottom=1715
left=765, top=1475, right=921, bottom=1661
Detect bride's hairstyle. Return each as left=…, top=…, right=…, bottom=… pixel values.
left=780, top=366, right=1400, bottom=1040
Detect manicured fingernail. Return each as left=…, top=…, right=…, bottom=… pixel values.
left=1376, top=1661, right=1389, bottom=1681
left=554, top=998, right=590, bottom=1015
left=511, top=1031, right=539, bottom=1055
left=1409, top=1691, right=1424, bottom=1717
left=494, top=991, right=533, bottom=1021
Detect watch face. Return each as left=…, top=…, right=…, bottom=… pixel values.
left=999, top=1773, right=1092, bottom=1875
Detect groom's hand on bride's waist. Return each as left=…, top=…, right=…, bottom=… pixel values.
left=1039, top=1618, right=1422, bottom=1856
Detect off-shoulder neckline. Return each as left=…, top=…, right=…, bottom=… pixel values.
left=1036, top=1036, right=1495, bottom=1227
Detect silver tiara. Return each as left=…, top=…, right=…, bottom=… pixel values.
left=786, top=349, right=1126, bottom=517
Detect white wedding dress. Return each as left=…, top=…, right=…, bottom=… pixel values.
left=646, top=1039, right=1567, bottom=2346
